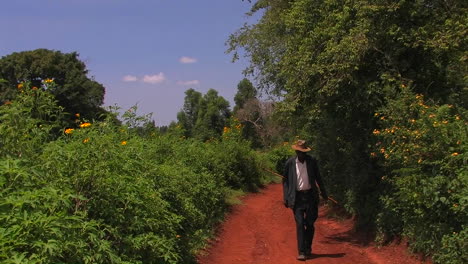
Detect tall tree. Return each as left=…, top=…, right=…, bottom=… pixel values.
left=193, top=89, right=231, bottom=141
left=0, top=49, right=106, bottom=122
left=177, top=88, right=231, bottom=140
left=177, top=88, right=203, bottom=137
left=233, top=78, right=257, bottom=113
left=229, top=0, right=467, bottom=229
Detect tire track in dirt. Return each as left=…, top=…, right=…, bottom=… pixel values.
left=197, top=183, right=431, bottom=264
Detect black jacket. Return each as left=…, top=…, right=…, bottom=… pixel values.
left=282, top=155, right=327, bottom=208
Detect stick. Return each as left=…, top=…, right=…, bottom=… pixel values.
left=262, top=168, right=339, bottom=204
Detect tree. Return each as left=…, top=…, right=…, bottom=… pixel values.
left=236, top=98, right=286, bottom=148
left=233, top=78, right=257, bottom=113
left=0, top=49, right=106, bottom=122
left=228, top=0, right=467, bottom=256
left=177, top=88, right=203, bottom=137
left=177, top=88, right=231, bottom=141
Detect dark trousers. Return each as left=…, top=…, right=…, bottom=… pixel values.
left=293, top=191, right=319, bottom=254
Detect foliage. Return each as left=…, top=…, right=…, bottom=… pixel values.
left=0, top=86, right=272, bottom=263
left=0, top=49, right=107, bottom=123
left=230, top=0, right=467, bottom=261
left=177, top=88, right=231, bottom=141
left=233, top=78, right=257, bottom=113
left=0, top=81, right=64, bottom=158
left=373, top=87, right=467, bottom=260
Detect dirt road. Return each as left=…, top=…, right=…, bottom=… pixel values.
left=197, top=183, right=431, bottom=264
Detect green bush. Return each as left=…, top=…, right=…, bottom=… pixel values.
left=373, top=87, right=467, bottom=261
left=0, top=83, right=268, bottom=263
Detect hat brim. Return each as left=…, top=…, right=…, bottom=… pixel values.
left=291, top=145, right=311, bottom=152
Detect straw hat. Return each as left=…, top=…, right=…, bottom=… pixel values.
left=291, top=140, right=311, bottom=152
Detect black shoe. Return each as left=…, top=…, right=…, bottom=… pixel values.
left=297, top=253, right=306, bottom=261
left=305, top=252, right=313, bottom=259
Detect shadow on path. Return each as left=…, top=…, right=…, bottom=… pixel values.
left=310, top=252, right=346, bottom=259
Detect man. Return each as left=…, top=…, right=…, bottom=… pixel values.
left=282, top=140, right=328, bottom=261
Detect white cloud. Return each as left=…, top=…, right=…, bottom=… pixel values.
left=123, top=75, right=138, bottom=82
left=142, top=72, right=166, bottom=84
left=179, top=56, right=197, bottom=64
left=177, top=80, right=200, bottom=86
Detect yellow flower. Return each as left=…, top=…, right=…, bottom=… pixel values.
left=370, top=152, right=377, bottom=157
left=372, top=129, right=380, bottom=135
left=121, top=141, right=127, bottom=145
left=401, top=84, right=406, bottom=88
left=374, top=112, right=379, bottom=117
left=455, top=115, right=460, bottom=120
left=410, top=119, right=416, bottom=123
left=83, top=138, right=90, bottom=143
left=79, top=122, right=91, bottom=128
left=380, top=148, right=385, bottom=154
left=17, top=83, right=24, bottom=89
left=380, top=116, right=385, bottom=120
left=442, top=120, right=448, bottom=124
left=418, top=158, right=423, bottom=163
left=428, top=114, right=436, bottom=118
left=451, top=152, right=459, bottom=157
left=44, top=78, right=54, bottom=83
left=64, top=128, right=74, bottom=134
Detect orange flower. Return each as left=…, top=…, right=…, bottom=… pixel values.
left=451, top=152, right=459, bottom=157
left=32, top=86, right=38, bottom=90
left=79, top=122, right=91, bottom=128
left=121, top=141, right=127, bottom=145
left=75, top=113, right=80, bottom=118
left=17, top=83, right=24, bottom=89
left=83, top=138, right=90, bottom=143
left=64, top=128, right=74, bottom=134
left=372, top=129, right=380, bottom=135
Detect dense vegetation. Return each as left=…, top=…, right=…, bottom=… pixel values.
left=229, top=0, right=467, bottom=263
left=0, top=49, right=107, bottom=124
left=0, top=81, right=275, bottom=264
left=1, top=1, right=466, bottom=263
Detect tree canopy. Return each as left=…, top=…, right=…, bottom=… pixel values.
left=229, top=0, right=467, bottom=260
left=177, top=88, right=231, bottom=141
left=0, top=49, right=106, bottom=122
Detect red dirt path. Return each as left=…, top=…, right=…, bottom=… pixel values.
left=197, top=183, right=432, bottom=264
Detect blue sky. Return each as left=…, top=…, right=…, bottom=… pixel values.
left=0, top=0, right=257, bottom=125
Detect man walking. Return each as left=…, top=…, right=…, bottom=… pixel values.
left=282, top=140, right=328, bottom=261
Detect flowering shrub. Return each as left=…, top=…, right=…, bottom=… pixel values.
left=0, top=85, right=273, bottom=263
left=373, top=87, right=467, bottom=262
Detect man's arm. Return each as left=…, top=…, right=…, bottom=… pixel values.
left=282, top=159, right=290, bottom=207
left=313, top=159, right=328, bottom=200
